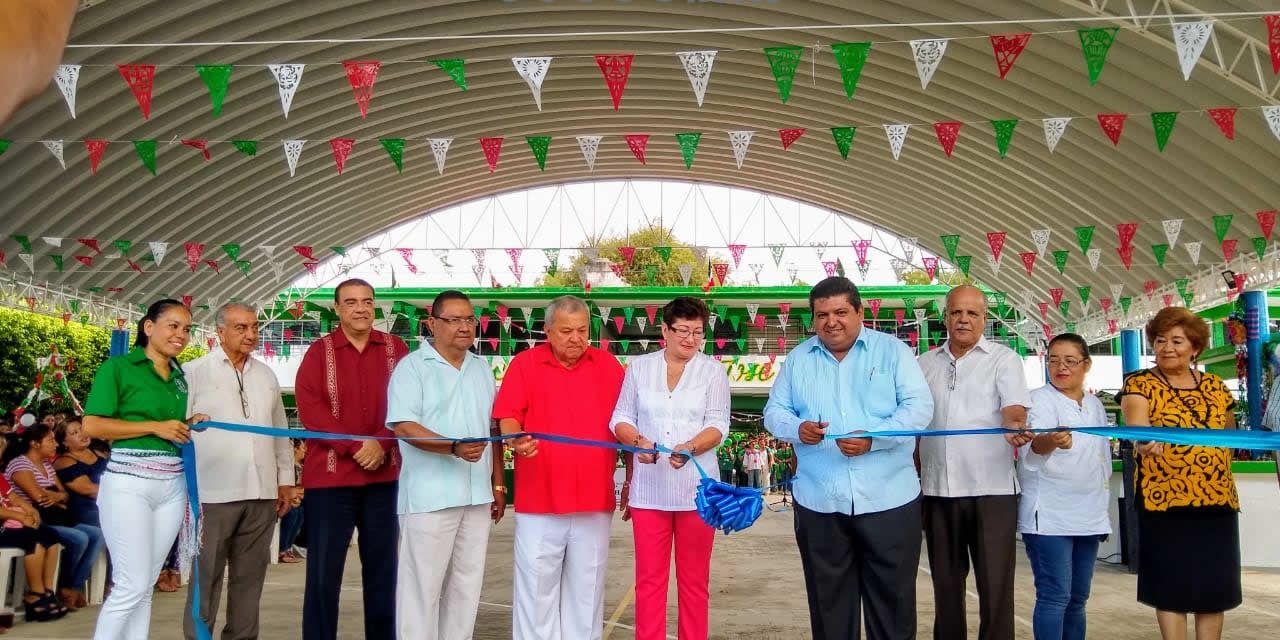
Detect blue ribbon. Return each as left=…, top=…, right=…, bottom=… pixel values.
left=193, top=421, right=663, bottom=454
left=177, top=418, right=1280, bottom=631
left=179, top=441, right=213, bottom=640
left=822, top=425, right=1280, bottom=450
left=653, top=444, right=765, bottom=535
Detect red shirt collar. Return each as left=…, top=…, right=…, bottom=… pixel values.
left=329, top=328, right=387, bottom=349
left=531, top=343, right=598, bottom=367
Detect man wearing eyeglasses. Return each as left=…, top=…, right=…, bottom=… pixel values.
left=764, top=276, right=933, bottom=640
left=183, top=302, right=296, bottom=640
left=296, top=278, right=410, bottom=640
left=916, top=284, right=1033, bottom=640
left=386, top=290, right=505, bottom=640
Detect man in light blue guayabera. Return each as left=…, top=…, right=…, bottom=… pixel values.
left=765, top=276, right=933, bottom=640
left=386, top=290, right=506, bottom=640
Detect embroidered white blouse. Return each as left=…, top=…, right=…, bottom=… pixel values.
left=1017, top=384, right=1113, bottom=536
left=610, top=350, right=731, bottom=511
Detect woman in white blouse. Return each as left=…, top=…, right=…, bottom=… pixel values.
left=1018, top=333, right=1112, bottom=640
left=611, top=296, right=730, bottom=640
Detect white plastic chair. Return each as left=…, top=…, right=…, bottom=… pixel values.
left=0, top=548, right=24, bottom=619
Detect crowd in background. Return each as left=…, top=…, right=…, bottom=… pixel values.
left=715, top=434, right=795, bottom=494
left=0, top=412, right=109, bottom=630
left=0, top=411, right=310, bottom=635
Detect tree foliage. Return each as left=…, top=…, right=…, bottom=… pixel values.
left=900, top=268, right=974, bottom=287
left=537, top=227, right=709, bottom=287
left=0, top=308, right=206, bottom=415
left=0, top=308, right=110, bottom=414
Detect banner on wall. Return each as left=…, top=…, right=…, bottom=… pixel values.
left=481, top=354, right=783, bottom=388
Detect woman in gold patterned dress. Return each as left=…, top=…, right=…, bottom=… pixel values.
left=1118, top=307, right=1240, bottom=640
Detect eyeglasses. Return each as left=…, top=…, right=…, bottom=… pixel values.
left=948, top=360, right=957, bottom=390
left=665, top=325, right=705, bottom=339
left=233, top=367, right=249, bottom=419
left=1047, top=357, right=1086, bottom=369
left=432, top=315, right=479, bottom=327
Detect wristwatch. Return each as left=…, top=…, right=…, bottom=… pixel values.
left=493, top=485, right=508, bottom=493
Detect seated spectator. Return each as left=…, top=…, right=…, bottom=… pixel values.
left=54, top=417, right=106, bottom=529
left=278, top=439, right=306, bottom=563
left=0, top=433, right=66, bottom=624
left=4, top=423, right=105, bottom=611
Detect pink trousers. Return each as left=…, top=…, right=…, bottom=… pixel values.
left=630, top=507, right=715, bottom=640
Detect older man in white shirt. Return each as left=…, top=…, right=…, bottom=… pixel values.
left=917, top=285, right=1033, bottom=640
left=184, top=302, right=295, bottom=640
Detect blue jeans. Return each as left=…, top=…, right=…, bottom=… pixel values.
left=1022, top=533, right=1101, bottom=640
left=49, top=523, right=106, bottom=590
left=279, top=505, right=304, bottom=554
left=778, top=468, right=794, bottom=492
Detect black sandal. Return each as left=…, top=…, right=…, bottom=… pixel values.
left=22, top=591, right=55, bottom=622
left=43, top=591, right=69, bottom=618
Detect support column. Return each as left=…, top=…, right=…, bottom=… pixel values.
left=109, top=329, right=131, bottom=357
left=1118, top=328, right=1142, bottom=574
left=1243, top=290, right=1270, bottom=431
left=1120, top=329, right=1142, bottom=374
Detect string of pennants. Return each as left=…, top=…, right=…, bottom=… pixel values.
left=6, top=207, right=1276, bottom=289
left=943, top=210, right=1277, bottom=276
left=0, top=260, right=1011, bottom=356
left=935, top=211, right=1280, bottom=333
left=6, top=104, right=1280, bottom=176
left=42, top=19, right=1280, bottom=120
left=266, top=298, right=954, bottom=356
left=0, top=236, right=928, bottom=288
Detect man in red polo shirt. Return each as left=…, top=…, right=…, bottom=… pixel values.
left=494, top=295, right=625, bottom=640
left=295, top=278, right=409, bottom=640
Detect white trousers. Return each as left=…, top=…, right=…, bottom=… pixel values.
left=94, top=470, right=187, bottom=640
left=396, top=505, right=492, bottom=640
left=512, top=511, right=611, bottom=640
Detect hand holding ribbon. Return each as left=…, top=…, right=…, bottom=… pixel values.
left=155, top=419, right=194, bottom=444
left=511, top=434, right=539, bottom=459
left=668, top=443, right=694, bottom=469
left=835, top=431, right=871, bottom=457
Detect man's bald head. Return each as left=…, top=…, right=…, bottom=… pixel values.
left=943, top=285, right=989, bottom=353
left=944, top=285, right=989, bottom=314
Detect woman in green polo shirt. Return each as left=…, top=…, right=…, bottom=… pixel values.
left=83, top=299, right=207, bottom=640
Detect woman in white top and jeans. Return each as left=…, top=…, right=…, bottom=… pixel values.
left=611, top=296, right=731, bottom=640
left=1018, top=333, right=1112, bottom=640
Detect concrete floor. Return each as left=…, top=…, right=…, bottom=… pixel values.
left=18, top=499, right=1280, bottom=639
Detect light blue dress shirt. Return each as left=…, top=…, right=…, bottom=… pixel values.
left=386, top=342, right=496, bottom=515
left=764, top=329, right=934, bottom=516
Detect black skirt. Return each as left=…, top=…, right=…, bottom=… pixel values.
left=0, top=523, right=60, bottom=554
left=1137, top=507, right=1242, bottom=613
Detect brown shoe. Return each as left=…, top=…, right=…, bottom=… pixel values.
left=59, top=589, right=81, bottom=611
left=156, top=570, right=179, bottom=593
left=75, top=592, right=87, bottom=609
